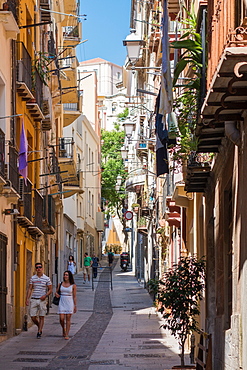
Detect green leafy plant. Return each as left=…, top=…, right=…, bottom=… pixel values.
left=169, top=5, right=202, bottom=163
left=171, top=5, right=202, bottom=88
left=158, top=256, right=206, bottom=367
left=101, top=109, right=129, bottom=221
left=147, top=278, right=160, bottom=301
left=33, top=52, right=51, bottom=85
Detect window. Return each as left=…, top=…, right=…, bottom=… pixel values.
left=92, top=194, right=94, bottom=219
left=88, top=190, right=91, bottom=216
left=66, top=232, right=72, bottom=250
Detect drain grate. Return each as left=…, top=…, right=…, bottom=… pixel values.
left=112, top=306, right=124, bottom=308
left=14, top=358, right=48, bottom=362
left=89, top=359, right=120, bottom=365
left=139, top=344, right=165, bottom=349
left=124, top=302, right=142, bottom=304
left=18, top=351, right=55, bottom=355
left=124, top=353, right=166, bottom=358
left=56, top=355, right=87, bottom=360
left=131, top=333, right=163, bottom=338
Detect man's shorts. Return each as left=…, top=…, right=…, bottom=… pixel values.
left=83, top=266, right=91, bottom=275
left=30, top=298, right=47, bottom=317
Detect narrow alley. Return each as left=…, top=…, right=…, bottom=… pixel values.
left=0, top=257, right=190, bottom=370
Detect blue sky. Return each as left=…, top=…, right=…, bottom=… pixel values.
left=77, top=0, right=131, bottom=66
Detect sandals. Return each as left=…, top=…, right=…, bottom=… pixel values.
left=64, top=336, right=69, bottom=340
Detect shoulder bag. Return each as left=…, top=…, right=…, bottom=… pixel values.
left=52, top=282, right=61, bottom=305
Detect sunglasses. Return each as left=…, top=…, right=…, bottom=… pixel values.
left=36, top=266, right=42, bottom=269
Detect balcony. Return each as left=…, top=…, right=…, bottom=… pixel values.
left=40, top=0, right=51, bottom=22
left=61, top=0, right=79, bottom=27
left=26, top=67, right=45, bottom=121
left=168, top=0, right=180, bottom=14
left=58, top=137, right=77, bottom=182
left=63, top=171, right=84, bottom=198
left=41, top=87, right=52, bottom=131
left=136, top=141, right=148, bottom=157
left=16, top=42, right=34, bottom=101
left=0, top=9, right=19, bottom=39
left=125, top=170, right=145, bottom=192
left=198, top=25, right=247, bottom=153
left=184, top=153, right=212, bottom=193
left=27, top=190, right=44, bottom=238
left=17, top=178, right=33, bottom=228
left=63, top=24, right=81, bottom=47
left=0, top=130, right=5, bottom=185
left=137, top=216, right=148, bottom=234
left=43, top=194, right=56, bottom=234
left=63, top=103, right=81, bottom=127
left=2, top=146, right=20, bottom=201
left=166, top=198, right=181, bottom=228
left=61, top=67, right=78, bottom=100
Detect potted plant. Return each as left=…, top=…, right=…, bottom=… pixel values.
left=131, top=203, right=140, bottom=214
left=158, top=256, right=206, bottom=369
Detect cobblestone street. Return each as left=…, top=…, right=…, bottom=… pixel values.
left=0, top=258, right=189, bottom=369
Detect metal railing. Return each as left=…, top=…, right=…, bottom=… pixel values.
left=64, top=103, right=79, bottom=111
left=34, top=190, right=43, bottom=230
left=33, top=67, right=43, bottom=109
left=59, top=137, right=74, bottom=158
left=22, top=179, right=32, bottom=221
left=17, top=42, right=32, bottom=92
left=0, top=130, right=5, bottom=178
left=8, top=146, right=19, bottom=192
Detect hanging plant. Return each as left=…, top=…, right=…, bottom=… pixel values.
left=33, top=52, right=51, bottom=86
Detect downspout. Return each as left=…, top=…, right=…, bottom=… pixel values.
left=225, top=121, right=241, bottom=146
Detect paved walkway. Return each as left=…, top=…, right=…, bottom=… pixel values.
left=0, top=257, right=191, bottom=369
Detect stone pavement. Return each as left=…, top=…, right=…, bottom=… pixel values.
left=0, top=257, right=191, bottom=369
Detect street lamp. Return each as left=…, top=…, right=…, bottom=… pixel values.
left=115, top=175, right=122, bottom=192
left=123, top=29, right=145, bottom=64
left=122, top=119, right=135, bottom=141
left=120, top=146, right=128, bottom=160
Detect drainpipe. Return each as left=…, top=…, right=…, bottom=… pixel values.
left=225, top=121, right=241, bottom=146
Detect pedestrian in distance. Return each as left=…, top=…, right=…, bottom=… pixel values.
left=55, top=270, right=77, bottom=340
left=25, top=262, right=52, bottom=339
left=67, top=255, right=76, bottom=275
left=83, top=252, right=92, bottom=283
left=91, top=253, right=101, bottom=278
left=108, top=249, right=114, bottom=267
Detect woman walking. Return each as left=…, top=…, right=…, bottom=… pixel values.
left=55, top=270, right=77, bottom=340
left=67, top=255, right=76, bottom=275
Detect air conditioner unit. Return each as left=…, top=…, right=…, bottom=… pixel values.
left=19, top=178, right=24, bottom=202
left=17, top=60, right=24, bottom=82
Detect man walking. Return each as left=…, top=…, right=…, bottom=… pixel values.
left=108, top=249, right=114, bottom=267
left=91, top=253, right=101, bottom=278
left=26, top=262, right=52, bottom=338
left=83, top=252, right=92, bottom=283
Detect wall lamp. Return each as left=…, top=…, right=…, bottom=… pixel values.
left=123, top=29, right=145, bottom=65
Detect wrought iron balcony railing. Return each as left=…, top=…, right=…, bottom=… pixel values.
left=17, top=42, right=32, bottom=92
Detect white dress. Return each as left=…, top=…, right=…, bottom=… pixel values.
left=58, top=284, right=74, bottom=314
left=68, top=261, right=76, bottom=274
